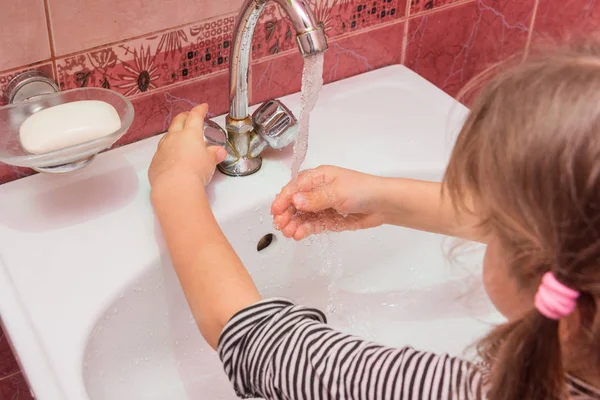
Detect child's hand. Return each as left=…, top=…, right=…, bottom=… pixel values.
left=148, top=104, right=227, bottom=188
left=271, top=166, right=385, bottom=240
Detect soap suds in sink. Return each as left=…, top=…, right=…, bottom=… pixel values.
left=19, top=100, right=121, bottom=154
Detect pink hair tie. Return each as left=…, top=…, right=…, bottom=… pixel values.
left=534, top=272, right=580, bottom=320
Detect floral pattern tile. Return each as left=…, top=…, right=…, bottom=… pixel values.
left=56, top=14, right=237, bottom=98
left=252, top=22, right=404, bottom=105
left=405, top=0, right=535, bottom=99
left=0, top=63, right=54, bottom=107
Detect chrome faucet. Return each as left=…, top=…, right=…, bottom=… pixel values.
left=216, top=0, right=328, bottom=177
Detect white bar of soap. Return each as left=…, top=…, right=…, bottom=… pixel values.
left=19, top=100, right=121, bottom=154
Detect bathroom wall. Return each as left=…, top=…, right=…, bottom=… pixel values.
left=0, top=0, right=597, bottom=188
left=0, top=0, right=598, bottom=397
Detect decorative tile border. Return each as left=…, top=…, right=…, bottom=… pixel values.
left=56, top=14, right=236, bottom=97
left=54, top=0, right=406, bottom=99
left=409, top=0, right=465, bottom=16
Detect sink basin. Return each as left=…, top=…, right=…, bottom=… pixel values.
left=0, top=65, right=504, bottom=400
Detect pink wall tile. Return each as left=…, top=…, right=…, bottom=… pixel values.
left=533, top=0, right=600, bottom=42
left=0, top=372, right=32, bottom=400
left=0, top=327, right=19, bottom=378
left=405, top=0, right=535, bottom=99
left=252, top=22, right=405, bottom=105
left=47, top=0, right=244, bottom=56
left=0, top=165, right=33, bottom=186
left=0, top=0, right=50, bottom=71
left=119, top=71, right=230, bottom=147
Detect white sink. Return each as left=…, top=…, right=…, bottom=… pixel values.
left=0, top=65, right=503, bottom=400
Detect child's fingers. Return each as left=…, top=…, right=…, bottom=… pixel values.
left=184, top=104, right=208, bottom=133
left=168, top=112, right=189, bottom=134
left=272, top=190, right=295, bottom=215
left=292, top=189, right=334, bottom=213
left=293, top=223, right=313, bottom=241
left=282, top=219, right=299, bottom=238
left=207, top=146, right=228, bottom=164
left=272, top=169, right=327, bottom=215
left=273, top=206, right=295, bottom=229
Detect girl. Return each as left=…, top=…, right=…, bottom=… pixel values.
left=149, top=42, right=600, bottom=399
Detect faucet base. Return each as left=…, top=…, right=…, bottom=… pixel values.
left=217, top=156, right=262, bottom=177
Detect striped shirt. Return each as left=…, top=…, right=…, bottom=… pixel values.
left=218, top=298, right=600, bottom=399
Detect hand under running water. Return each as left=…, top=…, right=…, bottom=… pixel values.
left=271, top=166, right=386, bottom=240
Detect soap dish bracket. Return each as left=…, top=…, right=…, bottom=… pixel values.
left=4, top=71, right=60, bottom=105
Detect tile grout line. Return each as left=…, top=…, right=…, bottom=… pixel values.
left=0, top=371, right=21, bottom=383
left=524, top=0, right=540, bottom=58
left=41, top=0, right=58, bottom=81
left=127, top=69, right=230, bottom=102
left=0, top=60, right=55, bottom=77
left=400, top=0, right=412, bottom=64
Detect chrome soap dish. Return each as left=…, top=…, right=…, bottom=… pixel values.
left=0, top=71, right=135, bottom=174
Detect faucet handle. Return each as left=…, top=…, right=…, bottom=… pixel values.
left=252, top=100, right=298, bottom=150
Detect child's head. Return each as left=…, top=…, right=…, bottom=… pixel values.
left=444, top=41, right=600, bottom=400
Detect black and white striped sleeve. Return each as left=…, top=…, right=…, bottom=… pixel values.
left=218, top=298, right=485, bottom=399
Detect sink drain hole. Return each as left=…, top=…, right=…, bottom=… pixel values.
left=257, top=234, right=276, bottom=252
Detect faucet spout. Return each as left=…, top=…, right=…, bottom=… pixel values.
left=228, top=0, right=328, bottom=120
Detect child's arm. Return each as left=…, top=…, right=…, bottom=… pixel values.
left=218, top=299, right=485, bottom=399
left=376, top=177, right=486, bottom=243
left=149, top=105, right=261, bottom=350
left=272, top=166, right=486, bottom=243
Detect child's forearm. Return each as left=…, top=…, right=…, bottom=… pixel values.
left=151, top=173, right=261, bottom=349
left=374, top=177, right=487, bottom=243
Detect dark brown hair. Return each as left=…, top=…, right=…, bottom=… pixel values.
left=444, top=41, right=600, bottom=400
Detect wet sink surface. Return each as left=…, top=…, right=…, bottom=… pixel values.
left=0, top=66, right=503, bottom=400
